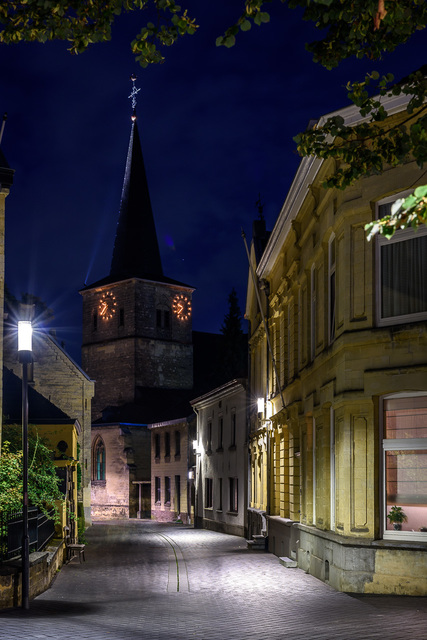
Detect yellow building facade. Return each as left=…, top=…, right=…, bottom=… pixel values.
left=247, top=95, right=427, bottom=594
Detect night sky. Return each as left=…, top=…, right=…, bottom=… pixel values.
left=1, top=2, right=424, bottom=364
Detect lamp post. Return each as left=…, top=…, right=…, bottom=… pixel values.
left=18, top=320, right=32, bottom=610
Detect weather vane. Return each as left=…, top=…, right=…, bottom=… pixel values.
left=129, top=74, right=141, bottom=121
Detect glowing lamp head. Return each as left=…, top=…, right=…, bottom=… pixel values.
left=257, top=397, right=264, bottom=415
left=18, top=321, right=32, bottom=352
left=192, top=439, right=198, bottom=453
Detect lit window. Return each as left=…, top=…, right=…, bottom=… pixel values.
left=383, top=394, right=427, bottom=541
left=376, top=195, right=427, bottom=325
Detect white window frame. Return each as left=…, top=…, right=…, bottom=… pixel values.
left=375, top=191, right=427, bottom=326
left=381, top=392, right=427, bottom=543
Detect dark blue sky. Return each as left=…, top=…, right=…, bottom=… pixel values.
left=1, top=2, right=424, bottom=364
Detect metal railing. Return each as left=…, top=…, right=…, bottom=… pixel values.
left=0, top=507, right=56, bottom=562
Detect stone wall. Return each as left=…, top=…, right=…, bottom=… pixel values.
left=0, top=542, right=64, bottom=610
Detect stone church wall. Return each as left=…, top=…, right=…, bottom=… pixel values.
left=91, top=426, right=130, bottom=519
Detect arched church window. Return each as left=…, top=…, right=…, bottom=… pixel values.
left=93, top=438, right=106, bottom=481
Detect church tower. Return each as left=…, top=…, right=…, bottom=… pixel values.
left=81, top=87, right=194, bottom=419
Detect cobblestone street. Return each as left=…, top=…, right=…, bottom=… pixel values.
left=1, top=520, right=426, bottom=639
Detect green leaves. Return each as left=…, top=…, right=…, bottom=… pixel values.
left=295, top=68, right=427, bottom=205
left=0, top=1, right=198, bottom=66
left=365, top=185, right=427, bottom=240
left=0, top=427, right=62, bottom=517
left=287, top=0, right=427, bottom=70
left=216, top=1, right=271, bottom=49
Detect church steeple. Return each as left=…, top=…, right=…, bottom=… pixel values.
left=110, top=78, right=163, bottom=282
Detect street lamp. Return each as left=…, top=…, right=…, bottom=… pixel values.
left=18, top=320, right=32, bottom=610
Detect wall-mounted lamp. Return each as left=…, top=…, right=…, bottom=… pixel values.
left=192, top=440, right=198, bottom=454
left=257, top=397, right=264, bottom=417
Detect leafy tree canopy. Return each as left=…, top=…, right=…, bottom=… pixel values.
left=1, top=1, right=426, bottom=236
left=0, top=425, right=62, bottom=516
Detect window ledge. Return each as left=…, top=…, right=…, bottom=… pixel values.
left=91, top=480, right=106, bottom=486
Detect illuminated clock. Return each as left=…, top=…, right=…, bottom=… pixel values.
left=172, top=294, right=191, bottom=321
left=98, top=291, right=117, bottom=320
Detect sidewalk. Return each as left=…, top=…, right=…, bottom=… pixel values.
left=1, top=520, right=426, bottom=639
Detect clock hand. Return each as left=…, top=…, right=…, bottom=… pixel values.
left=177, top=303, right=183, bottom=315
left=100, top=303, right=108, bottom=316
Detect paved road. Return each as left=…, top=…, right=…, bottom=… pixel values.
left=1, top=520, right=426, bottom=639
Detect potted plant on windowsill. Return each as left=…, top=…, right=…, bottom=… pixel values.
left=387, top=505, right=407, bottom=531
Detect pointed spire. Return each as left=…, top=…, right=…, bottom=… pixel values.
left=110, top=78, right=163, bottom=281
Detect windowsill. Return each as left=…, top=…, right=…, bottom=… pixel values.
left=92, top=480, right=106, bottom=486
left=164, top=456, right=171, bottom=462
left=206, top=449, right=212, bottom=456
left=228, top=445, right=236, bottom=451
left=204, top=507, right=213, bottom=511
left=155, top=456, right=160, bottom=463
left=227, top=511, right=238, bottom=516
left=155, top=501, right=161, bottom=506
left=164, top=502, right=171, bottom=508
left=175, top=454, right=181, bottom=461
left=216, top=447, right=224, bottom=453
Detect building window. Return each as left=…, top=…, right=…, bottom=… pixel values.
left=310, top=264, right=316, bottom=361
left=382, top=394, right=427, bottom=542
left=376, top=196, right=427, bottom=325
left=218, top=477, right=223, bottom=511
left=205, top=478, right=213, bottom=509
left=175, top=431, right=181, bottom=458
left=93, top=438, right=106, bottom=481
left=165, top=476, right=171, bottom=505
left=119, top=308, right=124, bottom=327
left=207, top=422, right=212, bottom=453
left=155, top=477, right=161, bottom=504
left=93, top=312, right=98, bottom=332
left=230, top=413, right=236, bottom=448
left=229, top=477, right=238, bottom=512
left=217, top=417, right=223, bottom=451
left=165, top=432, right=170, bottom=459
left=329, top=235, right=336, bottom=343
left=155, top=433, right=161, bottom=459
left=175, top=475, right=181, bottom=514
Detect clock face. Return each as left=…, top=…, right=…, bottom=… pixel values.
left=172, top=294, right=191, bottom=321
left=98, top=291, right=117, bottom=320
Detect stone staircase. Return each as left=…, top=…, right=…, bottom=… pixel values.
left=247, top=533, right=267, bottom=550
